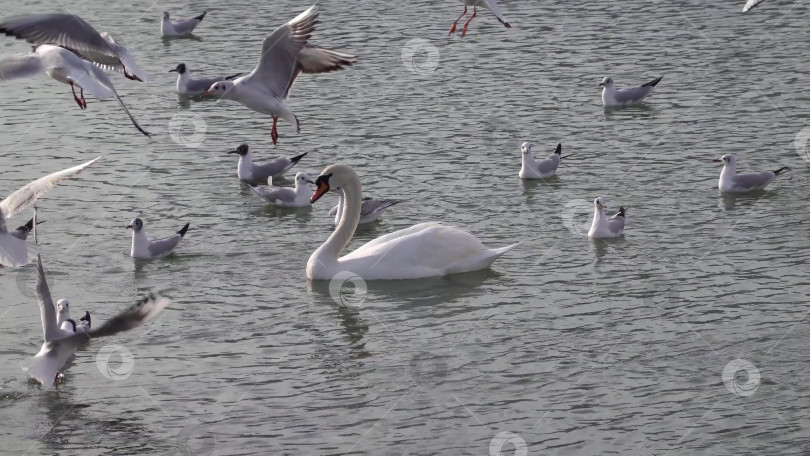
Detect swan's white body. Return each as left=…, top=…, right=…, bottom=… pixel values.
left=307, top=165, right=516, bottom=280
left=588, top=198, right=625, bottom=239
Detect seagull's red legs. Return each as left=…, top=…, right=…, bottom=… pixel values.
left=462, top=7, right=477, bottom=37
left=69, top=82, right=85, bottom=110
left=79, top=88, right=87, bottom=109
left=271, top=116, right=279, bottom=145
left=450, top=6, right=467, bottom=35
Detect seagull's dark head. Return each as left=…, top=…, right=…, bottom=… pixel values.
left=228, top=144, right=249, bottom=156
left=169, top=63, right=186, bottom=74
left=127, top=218, right=144, bottom=232
left=162, top=11, right=170, bottom=19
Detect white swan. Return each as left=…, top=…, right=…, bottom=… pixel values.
left=587, top=197, right=626, bottom=239
left=306, top=164, right=517, bottom=280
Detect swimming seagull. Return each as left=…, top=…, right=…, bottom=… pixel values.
left=588, top=197, right=626, bottom=239
left=328, top=190, right=402, bottom=225
left=0, top=157, right=99, bottom=267
left=56, top=299, right=90, bottom=334
left=0, top=45, right=152, bottom=136
left=161, top=11, right=206, bottom=38
left=0, top=13, right=148, bottom=81
left=21, top=255, right=170, bottom=386
left=600, top=76, right=663, bottom=107
left=743, top=0, right=767, bottom=12
left=127, top=218, right=190, bottom=259
left=202, top=5, right=356, bottom=145
left=519, top=142, right=574, bottom=179
left=169, top=63, right=240, bottom=95
left=449, top=0, right=512, bottom=37
left=11, top=218, right=45, bottom=240
left=227, top=144, right=308, bottom=181
left=713, top=154, right=789, bottom=193
left=249, top=172, right=314, bottom=207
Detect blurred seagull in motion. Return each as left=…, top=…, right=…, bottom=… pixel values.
left=21, top=255, right=170, bottom=386
left=11, top=218, right=44, bottom=241
left=0, top=45, right=152, bottom=136
left=449, top=0, right=512, bottom=37
left=0, top=157, right=98, bottom=267
left=0, top=13, right=148, bottom=81
left=227, top=144, right=307, bottom=181
left=161, top=11, right=206, bottom=37
left=328, top=190, right=402, bottom=225
left=127, top=218, right=190, bottom=259
left=600, top=76, right=663, bottom=107
left=519, top=142, right=573, bottom=179
left=201, top=5, right=356, bottom=145
left=249, top=172, right=314, bottom=207
left=169, top=63, right=241, bottom=95
left=743, top=0, right=768, bottom=12
left=713, top=154, right=789, bottom=193
left=588, top=197, right=626, bottom=239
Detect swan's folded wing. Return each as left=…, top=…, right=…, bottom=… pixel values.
left=0, top=157, right=99, bottom=221
left=350, top=221, right=441, bottom=252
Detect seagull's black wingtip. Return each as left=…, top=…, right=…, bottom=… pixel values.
left=290, top=152, right=308, bottom=164
left=194, top=11, right=207, bottom=22
left=643, top=76, right=664, bottom=87
left=773, top=166, right=790, bottom=175
left=178, top=223, right=190, bottom=237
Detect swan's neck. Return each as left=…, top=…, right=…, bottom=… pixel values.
left=335, top=191, right=345, bottom=225
left=314, top=182, right=362, bottom=266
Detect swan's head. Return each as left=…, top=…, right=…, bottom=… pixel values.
left=56, top=299, right=69, bottom=315
left=295, top=172, right=314, bottom=188
left=169, top=63, right=186, bottom=74
left=311, top=164, right=358, bottom=204
left=594, top=197, right=608, bottom=211
left=126, top=218, right=144, bottom=232
left=598, top=76, right=614, bottom=88
left=228, top=144, right=249, bottom=156
left=713, top=154, right=736, bottom=166
left=521, top=142, right=532, bottom=155
left=202, top=80, right=234, bottom=97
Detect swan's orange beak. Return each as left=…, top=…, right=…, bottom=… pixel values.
left=311, top=177, right=330, bottom=204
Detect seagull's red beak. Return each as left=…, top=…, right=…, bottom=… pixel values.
left=712, top=159, right=722, bottom=162
left=126, top=224, right=133, bottom=229
left=201, top=90, right=213, bottom=96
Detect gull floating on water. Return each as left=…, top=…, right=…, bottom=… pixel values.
left=519, top=142, right=574, bottom=179
left=600, top=76, right=663, bottom=107
left=0, top=45, right=151, bottom=136
left=714, top=154, right=789, bottom=193
left=0, top=157, right=98, bottom=267
left=449, top=0, right=512, bottom=37
left=0, top=13, right=147, bottom=81
left=127, top=218, right=190, bottom=259
left=227, top=144, right=307, bottom=181
left=588, top=197, right=626, bottom=239
left=161, top=11, right=206, bottom=38
left=21, top=255, right=170, bottom=386
left=249, top=172, right=313, bottom=207
left=743, top=0, right=767, bottom=12
left=328, top=189, right=402, bottom=225
left=202, top=5, right=356, bottom=145
left=169, top=63, right=240, bottom=95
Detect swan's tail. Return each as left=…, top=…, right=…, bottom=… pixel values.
left=447, top=243, right=519, bottom=275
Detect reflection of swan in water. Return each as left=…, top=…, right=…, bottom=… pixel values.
left=307, top=164, right=517, bottom=280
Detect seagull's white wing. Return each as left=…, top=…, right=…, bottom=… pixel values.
left=743, top=0, right=767, bottom=12
left=244, top=5, right=317, bottom=98
left=64, top=58, right=115, bottom=99
left=0, top=53, right=44, bottom=81
left=0, top=156, right=99, bottom=221
left=35, top=255, right=60, bottom=342
left=481, top=0, right=511, bottom=26
left=85, top=62, right=152, bottom=137
left=0, top=230, right=38, bottom=266
left=100, top=32, right=148, bottom=81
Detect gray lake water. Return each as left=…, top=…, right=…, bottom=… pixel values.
left=1, top=0, right=810, bottom=454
